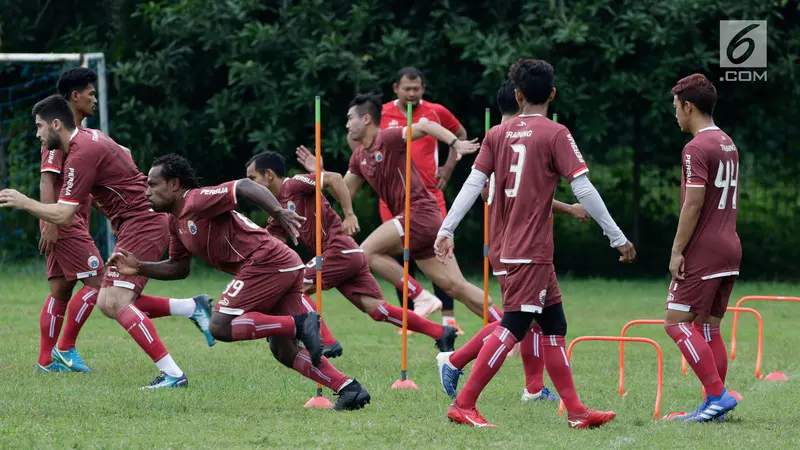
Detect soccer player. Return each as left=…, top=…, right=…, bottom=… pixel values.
left=1, top=95, right=213, bottom=388
left=379, top=67, right=466, bottom=329
left=36, top=68, right=214, bottom=374
left=434, top=59, right=635, bottom=428
left=297, top=94, right=503, bottom=323
left=245, top=151, right=458, bottom=357
left=108, top=154, right=371, bottom=410
left=662, top=74, right=740, bottom=422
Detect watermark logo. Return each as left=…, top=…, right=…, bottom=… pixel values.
left=720, top=20, right=767, bottom=82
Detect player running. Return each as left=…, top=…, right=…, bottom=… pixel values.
left=434, top=59, right=635, bottom=428
left=1, top=95, right=213, bottom=388
left=379, top=67, right=466, bottom=329
left=297, top=93, right=503, bottom=323
left=109, top=154, right=371, bottom=410
left=36, top=68, right=213, bottom=374
left=662, top=74, right=740, bottom=422
left=245, top=151, right=458, bottom=357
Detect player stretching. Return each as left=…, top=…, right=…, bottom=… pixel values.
left=246, top=151, right=458, bottom=357
left=663, top=74, right=740, bottom=422
left=435, top=59, right=635, bottom=428
left=36, top=68, right=213, bottom=374
left=379, top=67, right=466, bottom=328
left=109, top=154, right=371, bottom=410
left=1, top=95, right=213, bottom=388
left=298, top=94, right=503, bottom=323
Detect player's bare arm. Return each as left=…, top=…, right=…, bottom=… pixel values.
left=108, top=249, right=191, bottom=280
left=553, top=200, right=590, bottom=223
left=405, top=122, right=479, bottom=160
left=435, top=167, right=490, bottom=261
left=669, top=185, right=705, bottom=281
left=343, top=172, right=364, bottom=204
left=38, top=171, right=59, bottom=254
left=323, top=171, right=360, bottom=236
left=0, top=189, right=77, bottom=226
left=296, top=145, right=322, bottom=172
left=236, top=178, right=305, bottom=245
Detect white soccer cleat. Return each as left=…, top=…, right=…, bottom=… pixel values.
left=412, top=290, right=442, bottom=319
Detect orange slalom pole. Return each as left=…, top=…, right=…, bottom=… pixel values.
left=482, top=108, right=490, bottom=326
left=560, top=336, right=663, bottom=419
left=731, top=296, right=800, bottom=360
left=392, top=101, right=417, bottom=389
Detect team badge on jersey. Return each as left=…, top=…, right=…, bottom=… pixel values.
left=287, top=201, right=296, bottom=212
left=375, top=152, right=383, bottom=162
left=88, top=255, right=100, bottom=269
left=187, top=220, right=197, bottom=235
left=539, top=289, right=547, bottom=305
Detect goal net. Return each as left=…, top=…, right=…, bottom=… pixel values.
left=0, top=53, right=113, bottom=262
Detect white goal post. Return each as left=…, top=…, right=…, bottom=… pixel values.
left=0, top=52, right=115, bottom=256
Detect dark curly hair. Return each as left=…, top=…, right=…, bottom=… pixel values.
left=152, top=153, right=201, bottom=189
left=57, top=67, right=98, bottom=99
left=508, top=59, right=555, bottom=105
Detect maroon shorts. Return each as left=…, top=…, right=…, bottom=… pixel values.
left=46, top=232, right=104, bottom=281
left=304, top=248, right=384, bottom=306
left=491, top=259, right=507, bottom=291
left=665, top=275, right=737, bottom=318
left=502, top=263, right=562, bottom=313
left=103, top=212, right=169, bottom=294
left=380, top=190, right=447, bottom=222
left=215, top=246, right=306, bottom=317
left=391, top=208, right=442, bottom=261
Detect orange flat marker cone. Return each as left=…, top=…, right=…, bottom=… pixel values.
left=304, top=395, right=334, bottom=408
left=391, top=379, right=419, bottom=390
left=729, top=390, right=743, bottom=401
left=764, top=371, right=789, bottom=382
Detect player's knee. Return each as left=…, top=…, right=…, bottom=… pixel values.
left=500, top=311, right=537, bottom=341
left=96, top=293, right=119, bottom=319
left=49, top=278, right=75, bottom=302
left=536, top=303, right=567, bottom=336
left=210, top=315, right=233, bottom=342
left=269, top=337, right=299, bottom=367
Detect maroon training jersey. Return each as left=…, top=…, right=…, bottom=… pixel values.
left=680, top=126, right=741, bottom=278
left=473, top=114, right=588, bottom=264
left=347, top=127, right=440, bottom=217
left=40, top=140, right=92, bottom=236
left=169, top=181, right=304, bottom=275
left=57, top=127, right=149, bottom=231
left=266, top=173, right=359, bottom=252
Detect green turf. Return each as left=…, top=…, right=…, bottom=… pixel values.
left=0, top=265, right=798, bottom=449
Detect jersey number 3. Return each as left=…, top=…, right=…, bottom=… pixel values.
left=714, top=160, right=739, bottom=210
left=505, top=144, right=526, bottom=198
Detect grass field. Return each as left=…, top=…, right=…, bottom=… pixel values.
left=1, top=264, right=798, bottom=449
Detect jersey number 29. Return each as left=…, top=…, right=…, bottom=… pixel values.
left=714, top=160, right=739, bottom=210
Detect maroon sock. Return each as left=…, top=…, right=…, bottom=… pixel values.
left=58, top=286, right=97, bottom=351
left=115, top=304, right=168, bottom=362
left=450, top=322, right=499, bottom=369
left=133, top=295, right=172, bottom=318
left=300, top=294, right=337, bottom=345
left=665, top=322, right=724, bottom=396
left=542, top=335, right=587, bottom=415
left=39, top=297, right=67, bottom=366
left=693, top=322, right=728, bottom=385
left=292, top=349, right=350, bottom=392
left=521, top=328, right=545, bottom=393
left=230, top=312, right=296, bottom=341
left=394, top=276, right=425, bottom=302
left=368, top=301, right=445, bottom=339
left=455, top=326, right=517, bottom=410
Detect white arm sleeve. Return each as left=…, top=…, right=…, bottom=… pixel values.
left=438, top=168, right=488, bottom=238
left=570, top=174, right=628, bottom=247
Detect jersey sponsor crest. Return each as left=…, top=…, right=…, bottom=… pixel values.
left=375, top=152, right=384, bottom=162
left=88, top=255, right=100, bottom=269
left=287, top=201, right=296, bottom=212
left=200, top=186, right=229, bottom=196
left=188, top=220, right=198, bottom=235
left=539, top=289, right=547, bottom=305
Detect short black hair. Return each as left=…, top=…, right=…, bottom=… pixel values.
left=31, top=94, right=76, bottom=129
left=496, top=80, right=520, bottom=116
left=246, top=151, right=286, bottom=177
left=508, top=59, right=555, bottom=105
left=57, top=67, right=98, bottom=99
left=349, top=93, right=383, bottom=125
left=671, top=74, right=717, bottom=116
left=395, top=67, right=425, bottom=85
left=152, top=153, right=201, bottom=189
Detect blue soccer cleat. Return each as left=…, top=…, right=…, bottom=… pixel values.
left=51, top=347, right=92, bottom=372
left=521, top=386, right=560, bottom=402
left=437, top=352, right=463, bottom=399
left=35, top=361, right=71, bottom=373
left=189, top=295, right=215, bottom=347
left=682, top=389, right=738, bottom=423
left=140, top=371, right=188, bottom=390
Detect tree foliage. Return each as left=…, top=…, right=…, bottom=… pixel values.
left=2, top=0, right=799, bottom=278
